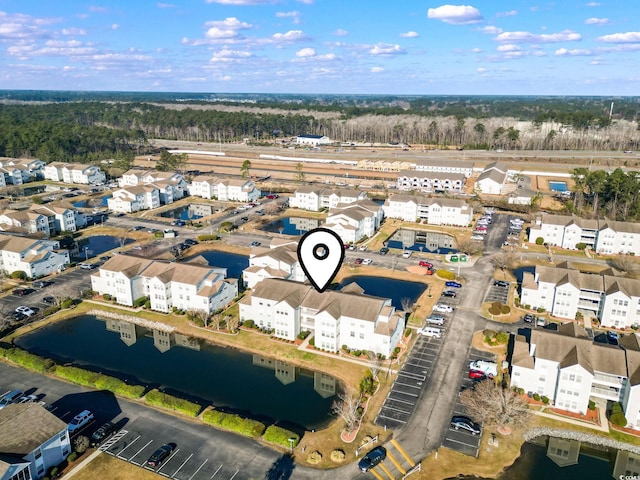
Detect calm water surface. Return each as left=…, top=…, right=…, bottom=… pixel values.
left=338, top=275, right=426, bottom=309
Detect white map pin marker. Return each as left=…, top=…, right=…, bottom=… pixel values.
left=297, top=228, right=345, bottom=293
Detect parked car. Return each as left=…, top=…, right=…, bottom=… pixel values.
left=348, top=244, right=356, bottom=251
left=379, top=247, right=389, bottom=255
left=362, top=258, right=373, bottom=265
left=425, top=315, right=445, bottom=326
left=91, top=421, right=118, bottom=446
left=354, top=258, right=363, bottom=265
left=42, top=295, right=56, bottom=305
left=536, top=317, right=546, bottom=327
left=79, top=263, right=94, bottom=270
left=419, top=261, right=433, bottom=268
left=250, top=241, right=261, bottom=247
left=171, top=220, right=185, bottom=227
left=265, top=194, right=279, bottom=199
left=17, top=394, right=38, bottom=404
left=450, top=416, right=482, bottom=435
left=493, top=280, right=509, bottom=287
left=33, top=280, right=53, bottom=289
left=183, top=239, right=198, bottom=246
left=523, top=313, right=534, bottom=323
left=468, top=370, right=487, bottom=380
left=402, top=251, right=412, bottom=258
left=68, top=410, right=94, bottom=434
left=15, top=306, right=36, bottom=317
left=418, top=326, right=442, bottom=338
left=145, top=444, right=175, bottom=468
left=13, top=288, right=35, bottom=296
left=445, top=281, right=462, bottom=288
left=359, top=245, right=367, bottom=251
left=433, top=304, right=454, bottom=313
left=607, top=331, right=619, bottom=345
left=132, top=225, right=145, bottom=231
left=357, top=446, right=386, bottom=473
left=441, top=290, right=457, bottom=298
left=0, top=390, right=24, bottom=409
left=470, top=235, right=485, bottom=241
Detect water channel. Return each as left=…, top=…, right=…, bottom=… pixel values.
left=385, top=229, right=457, bottom=254
left=185, top=250, right=249, bottom=280
left=15, top=315, right=337, bottom=430
left=259, top=217, right=323, bottom=235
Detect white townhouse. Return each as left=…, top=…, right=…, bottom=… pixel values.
left=619, top=334, right=640, bottom=431
left=396, top=170, right=465, bottom=193
left=325, top=200, right=384, bottom=244
left=520, top=263, right=640, bottom=328
left=30, top=204, right=78, bottom=233
left=215, top=179, right=260, bottom=202
left=510, top=323, right=629, bottom=416
left=43, top=162, right=106, bottom=185
left=414, top=158, right=475, bottom=177
left=0, top=210, right=50, bottom=236
left=295, top=134, right=332, bottom=146
left=0, top=157, right=46, bottom=181
left=188, top=175, right=220, bottom=200
left=0, top=235, right=69, bottom=277
left=118, top=169, right=187, bottom=205
left=475, top=162, right=509, bottom=195
left=530, top=214, right=640, bottom=255
left=382, top=194, right=473, bottom=226
left=0, top=403, right=71, bottom=480
left=243, top=240, right=306, bottom=289
left=0, top=204, right=80, bottom=236
left=91, top=255, right=237, bottom=314
left=107, top=185, right=160, bottom=213
left=289, top=187, right=368, bottom=212
left=0, top=164, right=30, bottom=185
left=239, top=278, right=405, bottom=357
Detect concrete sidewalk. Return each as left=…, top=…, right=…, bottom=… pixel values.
left=532, top=407, right=610, bottom=433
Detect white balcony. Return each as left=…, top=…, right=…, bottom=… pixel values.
left=593, top=374, right=625, bottom=387
left=590, top=385, right=622, bottom=401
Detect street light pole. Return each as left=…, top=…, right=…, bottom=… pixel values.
left=288, top=437, right=295, bottom=454
left=84, top=246, right=89, bottom=261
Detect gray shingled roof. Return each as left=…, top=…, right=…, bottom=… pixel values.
left=0, top=404, right=67, bottom=455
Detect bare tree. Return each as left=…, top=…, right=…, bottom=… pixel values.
left=209, top=312, right=223, bottom=330
left=331, top=390, right=362, bottom=433
left=457, top=238, right=484, bottom=256
left=366, top=351, right=384, bottom=379
left=400, top=297, right=413, bottom=313
left=186, top=309, right=209, bottom=327
left=47, top=283, right=74, bottom=307
left=609, top=256, right=640, bottom=276
left=459, top=380, right=531, bottom=429
left=225, top=314, right=239, bottom=333
left=490, top=252, right=515, bottom=279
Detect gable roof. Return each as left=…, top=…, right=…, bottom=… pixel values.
left=0, top=404, right=66, bottom=455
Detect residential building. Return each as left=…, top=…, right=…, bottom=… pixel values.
left=382, top=194, right=473, bottom=226
left=0, top=164, right=30, bottom=185
left=118, top=169, right=187, bottom=205
left=0, top=235, right=69, bottom=277
left=475, top=162, right=510, bottom=195
left=0, top=158, right=46, bottom=181
left=325, top=200, right=384, bottom=244
left=0, top=403, right=71, bottom=480
left=289, top=187, right=367, bottom=212
left=619, top=334, right=640, bottom=432
left=295, top=135, right=332, bottom=146
left=107, top=186, right=160, bottom=213
left=356, top=159, right=414, bottom=172
left=215, top=179, right=260, bottom=202
left=520, top=263, right=640, bottom=328
left=396, top=171, right=465, bottom=193
left=91, top=255, right=237, bottom=314
left=0, top=211, right=50, bottom=236
left=243, top=239, right=306, bottom=288
left=239, top=278, right=404, bottom=357
left=530, top=213, right=640, bottom=255
left=510, top=323, right=628, bottom=416
left=0, top=204, right=81, bottom=236
left=414, top=158, right=475, bottom=177
left=188, top=175, right=220, bottom=200
left=43, top=162, right=106, bottom=185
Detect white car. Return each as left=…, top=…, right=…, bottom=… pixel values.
left=433, top=304, right=454, bottom=313
left=402, top=251, right=412, bottom=258
left=425, top=316, right=445, bottom=326
left=359, top=245, right=367, bottom=251
left=15, top=306, right=35, bottom=317
left=470, top=235, right=485, bottom=241
left=418, top=327, right=442, bottom=338
left=362, top=258, right=373, bottom=265
left=68, top=410, right=94, bottom=434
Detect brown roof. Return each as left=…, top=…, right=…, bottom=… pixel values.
left=0, top=404, right=67, bottom=455
left=0, top=235, right=40, bottom=253
left=101, top=255, right=153, bottom=278
left=512, top=336, right=534, bottom=368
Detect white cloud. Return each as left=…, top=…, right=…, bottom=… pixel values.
left=496, top=10, right=517, bottom=17
left=495, top=29, right=581, bottom=43
left=496, top=44, right=521, bottom=52
left=88, top=6, right=109, bottom=14
left=199, top=17, right=253, bottom=41
left=586, top=2, right=600, bottom=6
left=598, top=32, right=640, bottom=43
left=472, top=47, right=482, bottom=53
left=62, top=27, right=87, bottom=36
left=316, top=53, right=336, bottom=60
left=0, top=11, right=60, bottom=40
left=111, top=24, right=119, bottom=30
left=479, top=26, right=502, bottom=34
left=555, top=47, right=594, bottom=56
left=206, top=0, right=273, bottom=4
left=370, top=67, right=384, bottom=73
left=296, top=0, right=314, bottom=4
left=333, top=29, right=348, bottom=37
left=585, top=17, right=610, bottom=25
left=295, top=47, right=315, bottom=57
left=427, top=5, right=483, bottom=25
left=156, top=3, right=176, bottom=7
left=369, top=43, right=406, bottom=56
left=209, top=48, right=252, bottom=62
left=400, top=31, right=419, bottom=38
left=271, top=30, right=307, bottom=43
left=276, top=11, right=301, bottom=25
left=531, top=50, right=546, bottom=57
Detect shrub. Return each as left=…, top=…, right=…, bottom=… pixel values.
left=202, top=409, right=265, bottom=438
left=306, top=451, right=322, bottom=464
left=535, top=237, right=544, bottom=245
left=263, top=425, right=300, bottom=447
left=489, top=302, right=503, bottom=315
left=518, top=387, right=525, bottom=395
left=501, top=305, right=511, bottom=314
left=541, top=396, right=549, bottom=404
left=197, top=234, right=221, bottom=241
left=588, top=400, right=596, bottom=410
left=153, top=231, right=164, bottom=238
left=537, top=307, right=546, bottom=313
left=308, top=337, right=315, bottom=347
left=404, top=328, right=411, bottom=337
left=576, top=242, right=587, bottom=250
left=297, top=330, right=310, bottom=340
left=330, top=449, right=346, bottom=463
left=436, top=269, right=455, bottom=280
left=144, top=300, right=151, bottom=309
left=133, top=296, right=149, bottom=308
left=243, top=319, right=255, bottom=328
left=61, top=299, right=74, bottom=309
left=533, top=393, right=541, bottom=401
left=10, top=270, right=27, bottom=280
left=393, top=346, right=401, bottom=355
left=611, top=412, right=628, bottom=427
left=67, top=452, right=78, bottom=462
left=3, top=347, right=51, bottom=373
left=73, top=435, right=90, bottom=454
left=496, top=332, right=510, bottom=344
left=103, top=293, right=112, bottom=300
left=145, top=390, right=201, bottom=417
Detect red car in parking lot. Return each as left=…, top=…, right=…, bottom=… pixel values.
left=419, top=261, right=433, bottom=268
left=468, top=370, right=487, bottom=380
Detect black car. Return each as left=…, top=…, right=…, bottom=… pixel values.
left=379, top=247, right=389, bottom=255
left=523, top=313, right=534, bottom=323
left=90, top=421, right=117, bottom=446
left=240, top=217, right=249, bottom=222
left=145, top=444, right=174, bottom=468
left=493, top=280, right=509, bottom=287
left=42, top=296, right=56, bottom=305
left=358, top=446, right=386, bottom=472
left=451, top=416, right=481, bottom=435
left=13, top=288, right=35, bottom=296
left=183, top=239, right=198, bottom=246
left=441, top=290, right=457, bottom=298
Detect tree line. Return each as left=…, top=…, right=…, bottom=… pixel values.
left=571, top=167, right=640, bottom=220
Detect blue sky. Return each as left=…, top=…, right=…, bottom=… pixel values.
left=0, top=1, right=638, bottom=95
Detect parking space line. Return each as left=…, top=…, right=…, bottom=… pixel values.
left=377, top=413, right=406, bottom=424
left=390, top=388, right=419, bottom=398
left=381, top=404, right=412, bottom=415
left=393, top=381, right=423, bottom=390
left=116, top=435, right=140, bottom=458
left=157, top=448, right=180, bottom=473
left=445, top=435, right=480, bottom=449
left=128, top=439, right=153, bottom=462
left=386, top=451, right=406, bottom=475
left=170, top=453, right=192, bottom=478
left=378, top=462, right=394, bottom=479
left=211, top=464, right=223, bottom=478
left=398, top=371, right=425, bottom=381
left=229, top=470, right=239, bottom=480
left=387, top=396, right=416, bottom=406
left=189, top=459, right=208, bottom=480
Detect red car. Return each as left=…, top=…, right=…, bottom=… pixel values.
left=419, top=261, right=433, bottom=268
left=355, top=258, right=363, bottom=265
left=265, top=194, right=279, bottom=199
left=468, top=370, right=487, bottom=380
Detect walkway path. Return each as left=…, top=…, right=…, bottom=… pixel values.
left=532, top=408, right=610, bottom=433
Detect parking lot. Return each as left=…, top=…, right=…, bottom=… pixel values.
left=440, top=348, right=496, bottom=457
left=483, top=280, right=510, bottom=304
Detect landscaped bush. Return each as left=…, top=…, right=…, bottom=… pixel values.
left=297, top=330, right=310, bottom=340
left=10, top=270, right=27, bottom=280
left=54, top=366, right=145, bottom=398
left=533, top=393, right=541, bottom=401
left=2, top=347, right=52, bottom=373
left=103, top=293, right=112, bottom=300
left=535, top=237, right=544, bottom=245
left=541, top=396, right=549, bottom=405
left=262, top=425, right=300, bottom=447
left=537, top=307, right=546, bottom=313
left=404, top=328, right=411, bottom=337
left=611, top=411, right=628, bottom=427
left=500, top=305, right=511, bottom=314
left=67, top=452, right=78, bottom=462
left=330, top=449, right=346, bottom=463
left=576, top=242, right=587, bottom=250
left=306, top=451, right=322, bottom=464
left=436, top=269, right=455, bottom=280
left=197, top=234, right=221, bottom=241
left=588, top=400, right=596, bottom=411
left=308, top=337, right=315, bottom=347
left=242, top=319, right=255, bottom=328
left=146, top=390, right=201, bottom=417
left=489, top=302, right=503, bottom=315
left=202, top=409, right=265, bottom=438
left=61, top=299, right=75, bottom=309
left=133, top=296, right=149, bottom=308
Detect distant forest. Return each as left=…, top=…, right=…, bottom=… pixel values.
left=0, top=91, right=639, bottom=162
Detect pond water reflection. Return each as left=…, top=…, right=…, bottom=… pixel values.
left=385, top=229, right=457, bottom=254
left=259, top=217, right=323, bottom=235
